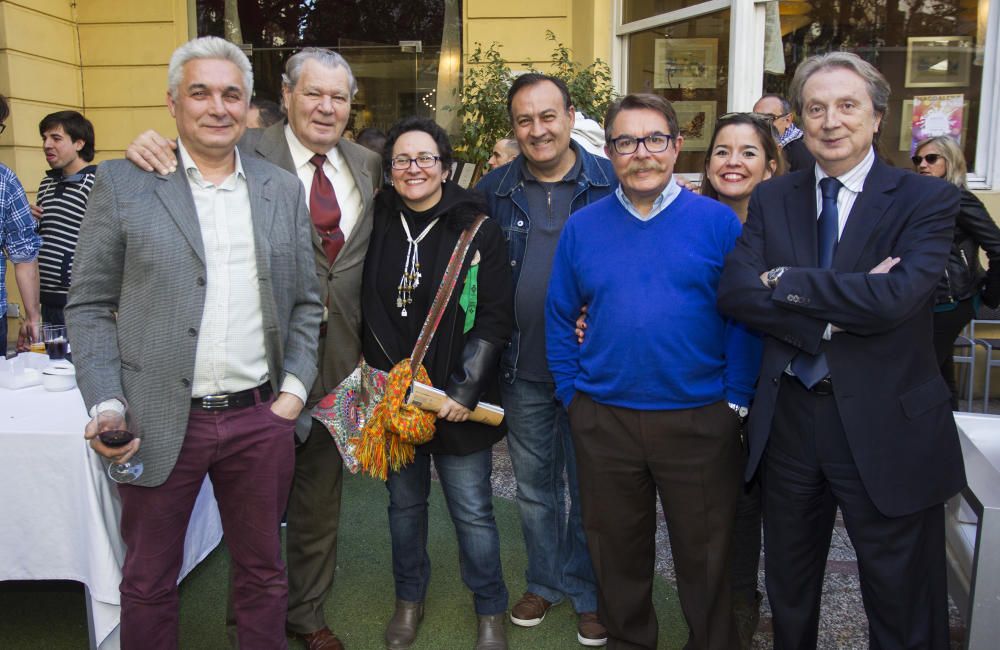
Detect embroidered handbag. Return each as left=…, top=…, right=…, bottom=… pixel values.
left=310, top=361, right=387, bottom=474
left=314, top=214, right=487, bottom=480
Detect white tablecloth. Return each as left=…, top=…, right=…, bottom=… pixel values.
left=0, top=386, right=223, bottom=649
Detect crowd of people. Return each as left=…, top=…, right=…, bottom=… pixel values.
left=0, top=32, right=990, bottom=650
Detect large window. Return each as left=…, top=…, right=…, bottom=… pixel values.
left=196, top=0, right=462, bottom=133
left=617, top=0, right=999, bottom=185
left=623, top=9, right=732, bottom=173
left=765, top=0, right=988, bottom=172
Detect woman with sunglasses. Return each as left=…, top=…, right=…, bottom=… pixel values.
left=361, top=116, right=514, bottom=649
left=913, top=136, right=1000, bottom=408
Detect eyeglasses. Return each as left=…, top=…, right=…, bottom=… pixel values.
left=0, top=124, right=5, bottom=136
left=911, top=153, right=943, bottom=166
left=390, top=154, right=441, bottom=170
left=607, top=133, right=674, bottom=155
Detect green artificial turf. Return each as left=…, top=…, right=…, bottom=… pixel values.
left=1, top=471, right=687, bottom=648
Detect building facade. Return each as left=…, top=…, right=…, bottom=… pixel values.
left=2, top=0, right=999, bottom=321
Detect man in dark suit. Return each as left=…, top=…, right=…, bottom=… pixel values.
left=718, top=52, right=965, bottom=649
left=68, top=36, right=322, bottom=648
left=127, top=48, right=381, bottom=650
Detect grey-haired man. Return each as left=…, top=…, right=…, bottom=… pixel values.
left=127, top=47, right=381, bottom=650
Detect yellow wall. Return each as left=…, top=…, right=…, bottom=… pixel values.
left=464, top=0, right=610, bottom=72
left=1, top=0, right=190, bottom=344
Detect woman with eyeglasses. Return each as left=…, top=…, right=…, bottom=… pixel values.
left=913, top=136, right=1000, bottom=408
left=360, top=116, right=514, bottom=649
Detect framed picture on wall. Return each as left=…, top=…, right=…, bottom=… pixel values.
left=654, top=38, right=718, bottom=89
left=672, top=100, right=717, bottom=150
left=898, top=96, right=969, bottom=153
left=905, top=36, right=973, bottom=88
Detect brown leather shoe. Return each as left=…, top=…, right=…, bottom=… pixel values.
left=476, top=613, right=508, bottom=650
left=509, top=592, right=555, bottom=627
left=385, top=599, right=424, bottom=650
left=289, top=626, right=344, bottom=650
left=576, top=612, right=608, bottom=647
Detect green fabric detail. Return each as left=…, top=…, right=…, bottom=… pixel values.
left=459, top=265, right=479, bottom=334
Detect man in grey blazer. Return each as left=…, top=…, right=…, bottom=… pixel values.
left=128, top=48, right=381, bottom=650
left=67, top=37, right=322, bottom=649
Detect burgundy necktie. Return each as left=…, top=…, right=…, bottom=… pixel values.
left=309, top=154, right=344, bottom=264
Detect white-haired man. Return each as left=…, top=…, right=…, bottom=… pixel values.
left=68, top=36, right=322, bottom=648
left=127, top=47, right=381, bottom=650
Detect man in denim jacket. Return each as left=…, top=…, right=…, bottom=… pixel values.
left=475, top=73, right=616, bottom=647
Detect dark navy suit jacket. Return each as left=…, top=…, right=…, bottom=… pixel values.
left=717, top=158, right=967, bottom=517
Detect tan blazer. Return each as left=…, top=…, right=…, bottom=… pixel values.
left=239, top=123, right=382, bottom=440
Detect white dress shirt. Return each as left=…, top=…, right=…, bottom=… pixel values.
left=180, top=139, right=305, bottom=403
left=285, top=124, right=362, bottom=241
left=813, top=147, right=876, bottom=238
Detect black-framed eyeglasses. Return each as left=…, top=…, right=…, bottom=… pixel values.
left=607, top=133, right=673, bottom=155
left=0, top=124, right=5, bottom=136
left=390, top=154, right=441, bottom=170
left=911, top=153, right=943, bottom=166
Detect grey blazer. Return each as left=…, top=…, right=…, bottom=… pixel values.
left=66, top=156, right=323, bottom=487
left=239, top=123, right=382, bottom=440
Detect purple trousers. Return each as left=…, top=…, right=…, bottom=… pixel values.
left=117, top=392, right=296, bottom=650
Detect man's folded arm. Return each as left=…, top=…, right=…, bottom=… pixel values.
left=771, top=184, right=958, bottom=335
left=717, top=194, right=830, bottom=355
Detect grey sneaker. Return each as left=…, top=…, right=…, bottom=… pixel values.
left=385, top=599, right=424, bottom=650
left=476, top=613, right=508, bottom=650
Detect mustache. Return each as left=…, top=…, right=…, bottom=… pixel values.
left=625, top=161, right=669, bottom=175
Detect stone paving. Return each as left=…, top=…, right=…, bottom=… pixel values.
left=487, top=434, right=971, bottom=649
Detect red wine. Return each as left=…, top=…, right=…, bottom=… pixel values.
left=46, top=339, right=68, bottom=360
left=99, top=429, right=134, bottom=448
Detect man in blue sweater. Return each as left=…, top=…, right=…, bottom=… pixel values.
left=546, top=93, right=760, bottom=650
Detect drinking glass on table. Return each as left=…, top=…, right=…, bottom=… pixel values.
left=43, top=325, right=68, bottom=360
left=94, top=410, right=144, bottom=483
left=28, top=321, right=47, bottom=354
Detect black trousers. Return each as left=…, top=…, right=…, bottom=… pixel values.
left=569, top=394, right=741, bottom=650
left=932, top=298, right=977, bottom=410
left=763, top=377, right=950, bottom=649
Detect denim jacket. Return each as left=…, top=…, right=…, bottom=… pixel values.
left=475, top=144, right=617, bottom=383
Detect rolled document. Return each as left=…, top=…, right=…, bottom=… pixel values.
left=406, top=381, right=505, bottom=426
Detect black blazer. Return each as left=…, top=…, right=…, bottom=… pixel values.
left=717, top=158, right=966, bottom=517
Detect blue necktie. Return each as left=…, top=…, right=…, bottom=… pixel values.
left=791, top=177, right=842, bottom=389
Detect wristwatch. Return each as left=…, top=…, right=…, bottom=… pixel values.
left=727, top=402, right=749, bottom=420
left=765, top=266, right=789, bottom=289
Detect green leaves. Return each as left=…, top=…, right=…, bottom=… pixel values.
left=447, top=34, right=617, bottom=171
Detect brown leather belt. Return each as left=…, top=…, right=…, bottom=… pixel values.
left=192, top=382, right=272, bottom=410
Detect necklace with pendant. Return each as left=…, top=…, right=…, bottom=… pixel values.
left=397, top=212, right=440, bottom=317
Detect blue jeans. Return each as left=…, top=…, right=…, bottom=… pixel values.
left=387, top=448, right=509, bottom=615
left=500, top=378, right=598, bottom=613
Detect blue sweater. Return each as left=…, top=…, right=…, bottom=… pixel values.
left=545, top=189, right=762, bottom=410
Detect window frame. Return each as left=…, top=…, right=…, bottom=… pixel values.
left=614, top=0, right=1000, bottom=190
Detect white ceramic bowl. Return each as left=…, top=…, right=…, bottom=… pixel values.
left=42, top=362, right=77, bottom=392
